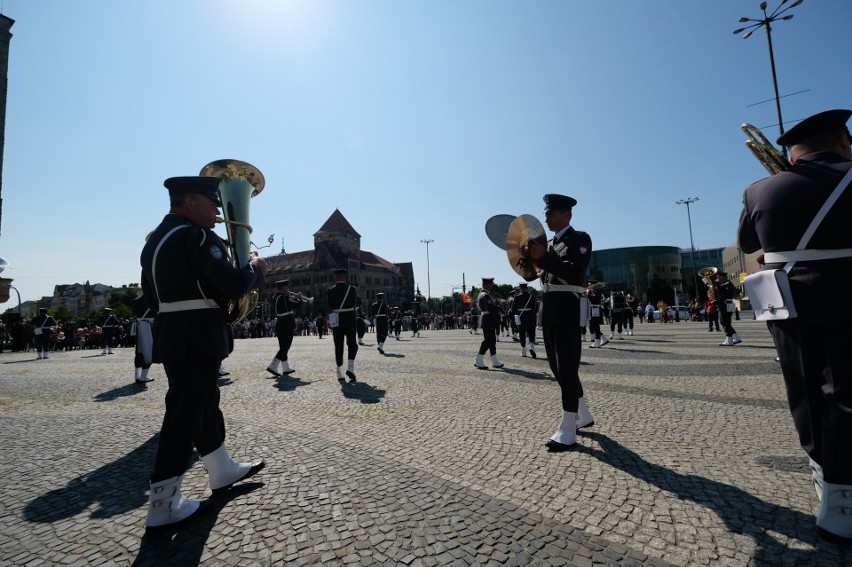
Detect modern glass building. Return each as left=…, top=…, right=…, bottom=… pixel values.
left=586, top=246, right=683, bottom=304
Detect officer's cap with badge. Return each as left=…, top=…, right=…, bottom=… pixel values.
left=518, top=282, right=528, bottom=288
left=543, top=193, right=578, bottom=212
left=777, top=109, right=852, bottom=147
left=333, top=268, right=347, bottom=276
left=376, top=292, right=385, bottom=298
left=275, top=280, right=290, bottom=288
left=164, top=176, right=223, bottom=207
left=481, top=277, right=495, bottom=285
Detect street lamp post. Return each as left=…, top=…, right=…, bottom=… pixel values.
left=734, top=0, right=803, bottom=157
left=675, top=198, right=700, bottom=304
left=421, top=239, right=434, bottom=309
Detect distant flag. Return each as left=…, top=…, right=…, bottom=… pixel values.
left=461, top=292, right=473, bottom=304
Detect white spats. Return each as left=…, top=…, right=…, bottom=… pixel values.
left=548, top=411, right=577, bottom=447
left=201, top=444, right=252, bottom=492
left=145, top=475, right=200, bottom=530
left=490, top=355, right=504, bottom=368
left=817, top=482, right=852, bottom=544
left=474, top=354, right=487, bottom=369
left=576, top=397, right=595, bottom=429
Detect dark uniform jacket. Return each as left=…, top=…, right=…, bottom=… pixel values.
left=33, top=314, right=56, bottom=334
left=476, top=290, right=498, bottom=328
left=272, top=292, right=297, bottom=332
left=140, top=213, right=263, bottom=363
left=99, top=313, right=118, bottom=329
left=537, top=227, right=592, bottom=327
left=512, top=292, right=537, bottom=322
left=370, top=300, right=389, bottom=320
left=327, top=281, right=359, bottom=328
left=738, top=151, right=852, bottom=323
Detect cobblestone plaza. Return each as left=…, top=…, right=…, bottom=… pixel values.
left=2, top=319, right=851, bottom=566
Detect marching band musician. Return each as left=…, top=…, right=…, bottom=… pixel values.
left=473, top=277, right=503, bottom=369
left=738, top=109, right=852, bottom=543
left=391, top=306, right=403, bottom=340
left=132, top=294, right=156, bottom=383
left=512, top=282, right=538, bottom=358
left=371, top=292, right=390, bottom=354
left=327, top=268, right=360, bottom=383
left=608, top=292, right=627, bottom=340
left=99, top=307, right=118, bottom=355
left=624, top=293, right=637, bottom=335
left=586, top=282, right=608, bottom=348
left=266, top=280, right=299, bottom=376
left=33, top=307, right=56, bottom=360
left=140, top=175, right=268, bottom=531
left=526, top=193, right=595, bottom=451
left=714, top=272, right=741, bottom=346
left=356, top=304, right=368, bottom=345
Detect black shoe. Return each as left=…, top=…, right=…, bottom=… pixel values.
left=544, top=439, right=576, bottom=451
left=530, top=350, right=536, bottom=359
left=266, top=366, right=281, bottom=377
left=818, top=527, right=852, bottom=545
left=346, top=370, right=356, bottom=383
left=211, top=460, right=266, bottom=495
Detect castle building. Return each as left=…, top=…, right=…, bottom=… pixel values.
left=260, top=210, right=414, bottom=317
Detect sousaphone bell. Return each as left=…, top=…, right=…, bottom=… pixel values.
left=505, top=214, right=547, bottom=282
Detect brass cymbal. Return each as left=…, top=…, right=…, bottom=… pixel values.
left=506, top=214, right=547, bottom=281
left=484, top=214, right=516, bottom=250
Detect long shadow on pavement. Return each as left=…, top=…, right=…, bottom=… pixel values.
left=578, top=431, right=850, bottom=565
left=341, top=381, right=385, bottom=404
left=94, top=381, right=150, bottom=402
left=273, top=374, right=311, bottom=392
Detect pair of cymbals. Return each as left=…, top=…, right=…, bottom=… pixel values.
left=485, top=214, right=546, bottom=281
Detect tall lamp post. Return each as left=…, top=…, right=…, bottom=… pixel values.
left=676, top=198, right=700, bottom=303
left=421, top=239, right=434, bottom=309
left=734, top=0, right=803, bottom=157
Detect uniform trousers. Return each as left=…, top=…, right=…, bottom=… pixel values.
left=477, top=321, right=498, bottom=355
left=375, top=317, right=388, bottom=344
left=332, top=320, right=358, bottom=366
left=101, top=328, right=115, bottom=349
left=518, top=313, right=536, bottom=347
left=588, top=314, right=603, bottom=339
left=718, top=302, right=736, bottom=336
left=274, top=317, right=295, bottom=361
left=134, top=320, right=153, bottom=369
left=542, top=323, right=584, bottom=413
left=151, top=358, right=225, bottom=482
left=35, top=333, right=50, bottom=353
left=771, top=321, right=852, bottom=483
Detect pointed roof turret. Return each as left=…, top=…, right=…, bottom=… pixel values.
left=314, top=209, right=361, bottom=237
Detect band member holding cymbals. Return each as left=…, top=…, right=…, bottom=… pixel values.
left=526, top=193, right=595, bottom=451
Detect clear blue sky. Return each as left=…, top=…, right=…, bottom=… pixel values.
left=1, top=0, right=850, bottom=306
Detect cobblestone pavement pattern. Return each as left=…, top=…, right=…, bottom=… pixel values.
left=2, top=318, right=851, bottom=566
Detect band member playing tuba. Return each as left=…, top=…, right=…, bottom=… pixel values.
left=526, top=193, right=595, bottom=451
left=267, top=280, right=299, bottom=376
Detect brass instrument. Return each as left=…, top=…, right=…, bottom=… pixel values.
left=289, top=291, right=314, bottom=304
left=588, top=281, right=606, bottom=291
left=199, top=159, right=266, bottom=323
left=698, top=266, right=718, bottom=301
left=505, top=214, right=547, bottom=281
left=742, top=123, right=789, bottom=175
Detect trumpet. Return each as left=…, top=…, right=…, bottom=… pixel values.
left=289, top=291, right=313, bottom=304
left=742, top=123, right=789, bottom=175
left=587, top=281, right=606, bottom=291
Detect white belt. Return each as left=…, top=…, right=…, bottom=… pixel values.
left=763, top=248, right=852, bottom=263
left=517, top=308, right=533, bottom=312
left=276, top=311, right=293, bottom=317
left=158, top=299, right=219, bottom=313
left=334, top=308, right=355, bottom=313
left=375, top=314, right=387, bottom=317
left=542, top=283, right=585, bottom=293
left=480, top=311, right=490, bottom=315
left=138, top=318, right=154, bottom=323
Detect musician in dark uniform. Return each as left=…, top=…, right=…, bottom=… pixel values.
left=356, top=304, right=368, bottom=345
left=99, top=308, right=118, bottom=355
left=473, top=277, right=503, bottom=369
left=624, top=293, right=637, bottom=336
left=267, top=280, right=299, bottom=376
left=140, top=175, right=267, bottom=531
left=391, top=306, right=403, bottom=340
left=512, top=283, right=538, bottom=358
left=327, top=268, right=359, bottom=382
left=714, top=272, right=741, bottom=345
left=33, top=308, right=56, bottom=360
left=586, top=282, right=608, bottom=348
left=738, top=109, right=852, bottom=543
left=527, top=194, right=595, bottom=450
left=608, top=291, right=627, bottom=339
left=132, top=295, right=156, bottom=383
left=371, top=292, right=390, bottom=354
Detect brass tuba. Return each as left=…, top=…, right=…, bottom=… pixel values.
left=741, top=123, right=789, bottom=175
left=698, top=266, right=718, bottom=301
left=200, top=159, right=266, bottom=323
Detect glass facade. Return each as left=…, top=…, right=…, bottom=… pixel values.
left=586, top=246, right=683, bottom=304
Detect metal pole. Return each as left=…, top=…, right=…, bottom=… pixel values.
left=764, top=21, right=787, bottom=156
left=421, top=239, right=433, bottom=308
left=676, top=198, right=700, bottom=301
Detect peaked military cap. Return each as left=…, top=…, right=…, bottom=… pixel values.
left=777, top=109, right=852, bottom=147
left=518, top=282, right=528, bottom=288
left=376, top=292, right=385, bottom=297
left=543, top=193, right=577, bottom=212
left=481, top=277, right=495, bottom=284
left=104, top=307, right=113, bottom=312
left=333, top=268, right=348, bottom=275
left=38, top=307, right=47, bottom=312
left=275, top=280, right=290, bottom=287
left=164, top=176, right=223, bottom=206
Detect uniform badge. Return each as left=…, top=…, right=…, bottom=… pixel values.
left=579, top=246, right=589, bottom=255
left=210, top=245, right=224, bottom=260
